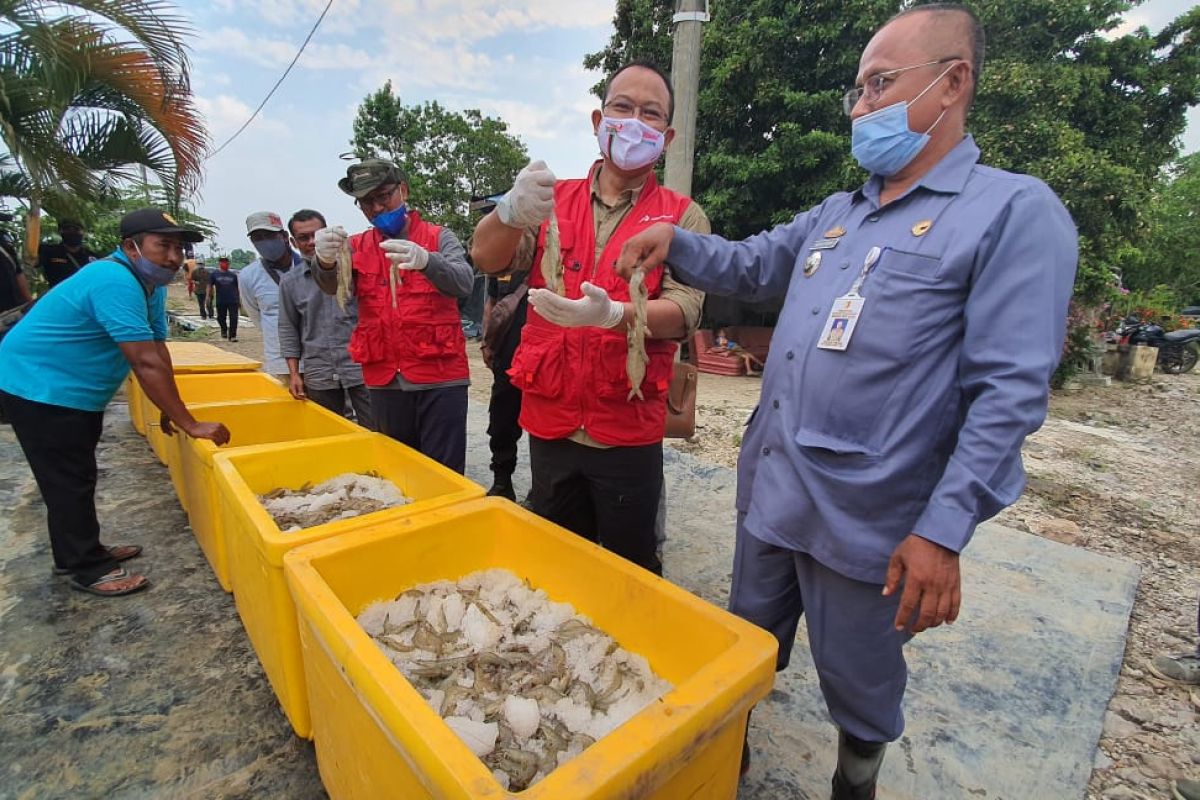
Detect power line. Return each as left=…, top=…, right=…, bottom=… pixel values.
left=206, top=0, right=334, bottom=160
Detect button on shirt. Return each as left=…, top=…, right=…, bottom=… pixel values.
left=238, top=259, right=290, bottom=374
left=278, top=263, right=365, bottom=391
left=667, top=136, right=1078, bottom=583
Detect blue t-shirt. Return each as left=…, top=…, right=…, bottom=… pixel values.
left=0, top=250, right=168, bottom=412
left=210, top=269, right=239, bottom=305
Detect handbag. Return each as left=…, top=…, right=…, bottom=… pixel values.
left=664, top=361, right=698, bottom=439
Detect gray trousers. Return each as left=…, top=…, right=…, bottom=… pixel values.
left=729, top=513, right=910, bottom=743
left=305, top=384, right=374, bottom=431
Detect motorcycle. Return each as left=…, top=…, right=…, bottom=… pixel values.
left=1115, top=314, right=1200, bottom=374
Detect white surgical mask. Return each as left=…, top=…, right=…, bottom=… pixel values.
left=596, top=116, right=666, bottom=171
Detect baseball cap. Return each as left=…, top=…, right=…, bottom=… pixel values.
left=246, top=211, right=285, bottom=234
left=338, top=158, right=406, bottom=199
left=119, top=208, right=204, bottom=243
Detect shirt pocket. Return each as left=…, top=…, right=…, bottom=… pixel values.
left=875, top=247, right=944, bottom=282
left=507, top=325, right=565, bottom=399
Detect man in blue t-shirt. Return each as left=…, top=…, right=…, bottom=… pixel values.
left=0, top=209, right=231, bottom=598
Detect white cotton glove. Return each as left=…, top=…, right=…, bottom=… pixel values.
left=496, top=159, right=556, bottom=228
left=315, top=225, right=348, bottom=265
left=379, top=239, right=429, bottom=271
left=528, top=281, right=625, bottom=329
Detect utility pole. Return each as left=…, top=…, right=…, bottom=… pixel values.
left=663, top=0, right=709, bottom=195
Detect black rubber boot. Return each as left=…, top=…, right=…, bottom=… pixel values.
left=830, top=730, right=887, bottom=800
left=487, top=473, right=516, bottom=501
left=739, top=709, right=753, bottom=777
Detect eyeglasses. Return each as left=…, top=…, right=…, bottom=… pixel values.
left=841, top=57, right=963, bottom=116
left=603, top=99, right=669, bottom=127
left=356, top=183, right=401, bottom=213
left=291, top=232, right=317, bottom=243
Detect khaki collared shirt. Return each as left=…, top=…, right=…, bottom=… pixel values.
left=506, top=167, right=709, bottom=448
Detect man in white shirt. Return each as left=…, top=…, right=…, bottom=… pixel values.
left=238, top=211, right=296, bottom=380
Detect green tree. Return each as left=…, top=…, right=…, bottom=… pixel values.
left=350, top=82, right=529, bottom=240
left=0, top=0, right=207, bottom=264
left=585, top=0, right=1200, bottom=306
left=1123, top=153, right=1200, bottom=304
left=228, top=248, right=255, bottom=269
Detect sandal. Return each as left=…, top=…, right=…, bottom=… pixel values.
left=53, top=544, right=142, bottom=576
left=69, top=567, right=149, bottom=597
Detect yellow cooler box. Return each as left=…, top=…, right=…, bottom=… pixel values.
left=146, top=372, right=290, bottom=466
left=168, top=398, right=362, bottom=591
left=284, top=497, right=778, bottom=800
left=213, top=432, right=484, bottom=738
left=125, top=342, right=260, bottom=436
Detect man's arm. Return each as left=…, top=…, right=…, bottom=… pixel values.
left=912, top=183, right=1078, bottom=552
left=423, top=229, right=475, bottom=298
left=277, top=280, right=306, bottom=399
left=120, top=341, right=230, bottom=444
left=471, top=211, right=529, bottom=274
left=15, top=271, right=31, bottom=302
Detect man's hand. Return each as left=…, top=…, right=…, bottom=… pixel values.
left=380, top=239, right=429, bottom=271
left=184, top=421, right=232, bottom=446
left=160, top=410, right=175, bottom=436
left=496, top=160, right=556, bottom=229
left=614, top=222, right=676, bottom=281
left=883, top=534, right=962, bottom=634
left=528, top=281, right=625, bottom=329
left=288, top=373, right=306, bottom=400
left=315, top=225, right=348, bottom=266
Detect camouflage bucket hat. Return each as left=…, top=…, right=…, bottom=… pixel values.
left=338, top=158, right=407, bottom=199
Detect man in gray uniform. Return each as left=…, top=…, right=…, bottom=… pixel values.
left=616, top=5, right=1078, bottom=796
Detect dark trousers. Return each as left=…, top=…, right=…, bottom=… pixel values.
left=216, top=303, right=238, bottom=338
left=306, top=383, right=374, bottom=431
left=487, top=369, right=522, bottom=478
left=0, top=390, right=118, bottom=583
left=370, top=385, right=468, bottom=474
left=528, top=436, right=663, bottom=575
left=195, top=292, right=212, bottom=318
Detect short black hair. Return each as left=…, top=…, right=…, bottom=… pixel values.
left=602, top=60, right=675, bottom=123
left=892, top=3, right=986, bottom=102
left=288, top=209, right=327, bottom=235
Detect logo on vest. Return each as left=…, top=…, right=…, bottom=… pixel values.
left=638, top=213, right=677, bottom=224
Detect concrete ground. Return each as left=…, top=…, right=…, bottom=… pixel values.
left=0, top=392, right=1137, bottom=799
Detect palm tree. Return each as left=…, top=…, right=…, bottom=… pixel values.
left=0, top=0, right=208, bottom=263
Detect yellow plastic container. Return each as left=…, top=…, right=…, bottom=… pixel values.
left=284, top=498, right=778, bottom=799
left=146, top=372, right=290, bottom=465
left=169, top=398, right=363, bottom=591
left=125, top=343, right=260, bottom=436
left=212, top=432, right=484, bottom=738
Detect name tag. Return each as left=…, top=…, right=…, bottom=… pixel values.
left=817, top=294, right=865, bottom=351
left=809, top=237, right=840, bottom=251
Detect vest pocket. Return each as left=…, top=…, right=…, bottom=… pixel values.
left=593, top=337, right=674, bottom=400
left=411, top=322, right=463, bottom=359
left=348, top=317, right=387, bottom=364
left=507, top=325, right=565, bottom=399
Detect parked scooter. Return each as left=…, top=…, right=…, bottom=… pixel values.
left=1115, top=314, right=1200, bottom=374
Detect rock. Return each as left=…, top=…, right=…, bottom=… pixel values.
left=1101, top=787, right=1143, bottom=800
left=1110, top=696, right=1151, bottom=725
left=1032, top=517, right=1085, bottom=545
left=1103, top=711, right=1141, bottom=739
left=1094, top=749, right=1114, bottom=770
left=1137, top=752, right=1176, bottom=778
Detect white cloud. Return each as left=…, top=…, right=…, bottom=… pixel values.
left=194, top=94, right=289, bottom=142
left=380, top=0, right=613, bottom=43
left=196, top=27, right=374, bottom=70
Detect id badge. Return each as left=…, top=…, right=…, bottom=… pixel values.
left=817, top=294, right=865, bottom=351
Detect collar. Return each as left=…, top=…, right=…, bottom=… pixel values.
left=589, top=160, right=656, bottom=208
left=854, top=134, right=981, bottom=205
left=108, top=248, right=132, bottom=268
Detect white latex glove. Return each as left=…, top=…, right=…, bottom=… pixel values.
left=528, top=281, right=625, bottom=329
left=496, top=160, right=556, bottom=228
left=379, top=239, right=429, bottom=271
left=315, top=225, right=348, bottom=265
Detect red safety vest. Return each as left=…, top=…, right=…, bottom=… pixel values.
left=509, top=163, right=693, bottom=447
left=347, top=213, right=469, bottom=386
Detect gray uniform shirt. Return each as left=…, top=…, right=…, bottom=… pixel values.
left=278, top=263, right=365, bottom=390
left=313, top=226, right=474, bottom=391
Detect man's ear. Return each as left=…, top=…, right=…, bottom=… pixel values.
left=591, top=108, right=603, bottom=135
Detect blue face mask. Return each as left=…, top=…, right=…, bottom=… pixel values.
left=130, top=242, right=178, bottom=287
left=850, top=65, right=952, bottom=177
left=253, top=236, right=289, bottom=263
left=371, top=204, right=408, bottom=237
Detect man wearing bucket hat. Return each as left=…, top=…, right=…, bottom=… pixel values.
left=312, top=159, right=474, bottom=472
left=240, top=211, right=298, bottom=380
left=0, top=208, right=232, bottom=598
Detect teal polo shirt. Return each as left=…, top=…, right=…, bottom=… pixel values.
left=0, top=250, right=168, bottom=412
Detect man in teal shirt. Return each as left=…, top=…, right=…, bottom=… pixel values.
left=0, top=209, right=231, bottom=597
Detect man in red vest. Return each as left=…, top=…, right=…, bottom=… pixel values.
left=312, top=159, right=474, bottom=473
left=471, top=61, right=708, bottom=575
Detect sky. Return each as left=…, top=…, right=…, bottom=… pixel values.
left=187, top=0, right=1199, bottom=255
